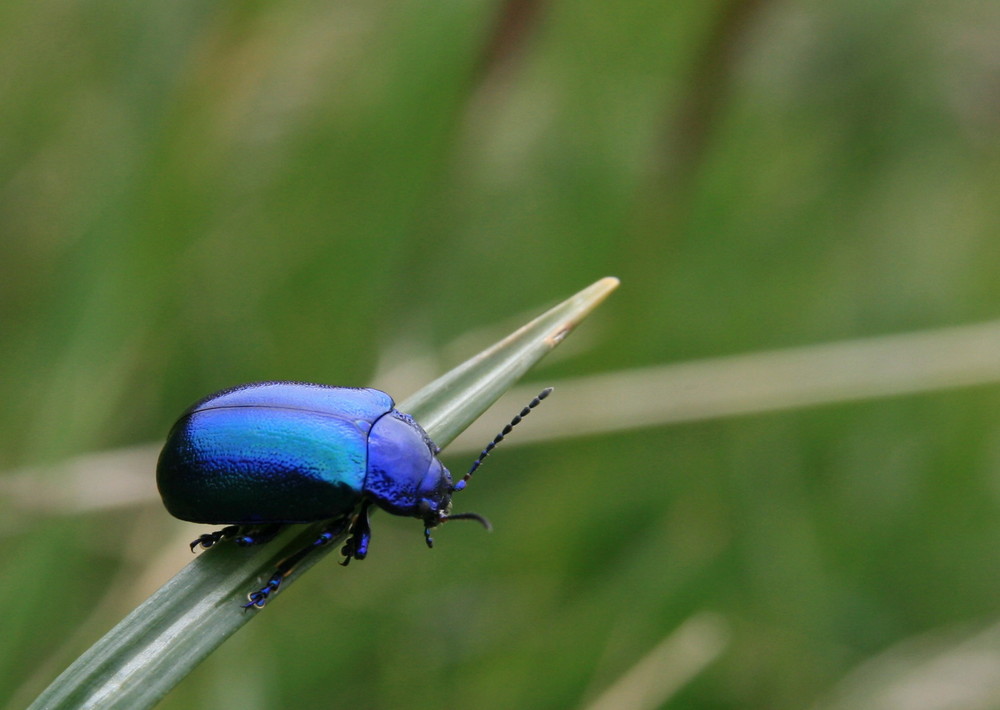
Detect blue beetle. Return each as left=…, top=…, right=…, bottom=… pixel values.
left=157, top=381, right=550, bottom=607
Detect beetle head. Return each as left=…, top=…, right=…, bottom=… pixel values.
left=416, top=461, right=491, bottom=547
left=419, top=388, right=552, bottom=547
left=419, top=499, right=491, bottom=548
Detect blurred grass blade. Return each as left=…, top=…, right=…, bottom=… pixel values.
left=27, top=276, right=619, bottom=710
left=581, top=613, right=730, bottom=710
left=814, top=620, right=1000, bottom=710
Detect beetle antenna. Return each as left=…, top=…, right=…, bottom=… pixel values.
left=453, top=387, right=553, bottom=492
left=441, top=512, right=493, bottom=531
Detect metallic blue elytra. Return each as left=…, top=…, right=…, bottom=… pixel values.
left=157, top=381, right=551, bottom=608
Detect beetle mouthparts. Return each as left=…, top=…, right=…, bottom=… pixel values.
left=442, top=512, right=492, bottom=531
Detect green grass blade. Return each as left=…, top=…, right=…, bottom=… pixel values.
left=402, top=276, right=620, bottom=445
left=27, top=276, right=618, bottom=710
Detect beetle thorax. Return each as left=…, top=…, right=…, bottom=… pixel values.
left=364, top=409, right=453, bottom=520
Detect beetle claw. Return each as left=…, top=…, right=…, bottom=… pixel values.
left=243, top=576, right=282, bottom=610
left=189, top=525, right=240, bottom=552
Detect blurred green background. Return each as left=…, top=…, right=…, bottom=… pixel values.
left=2, top=0, right=999, bottom=708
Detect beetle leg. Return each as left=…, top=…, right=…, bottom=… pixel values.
left=242, top=517, right=351, bottom=610
left=340, top=500, right=373, bottom=566
left=189, top=523, right=285, bottom=552
left=243, top=578, right=281, bottom=609
left=189, top=525, right=240, bottom=552
left=232, top=523, right=285, bottom=547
